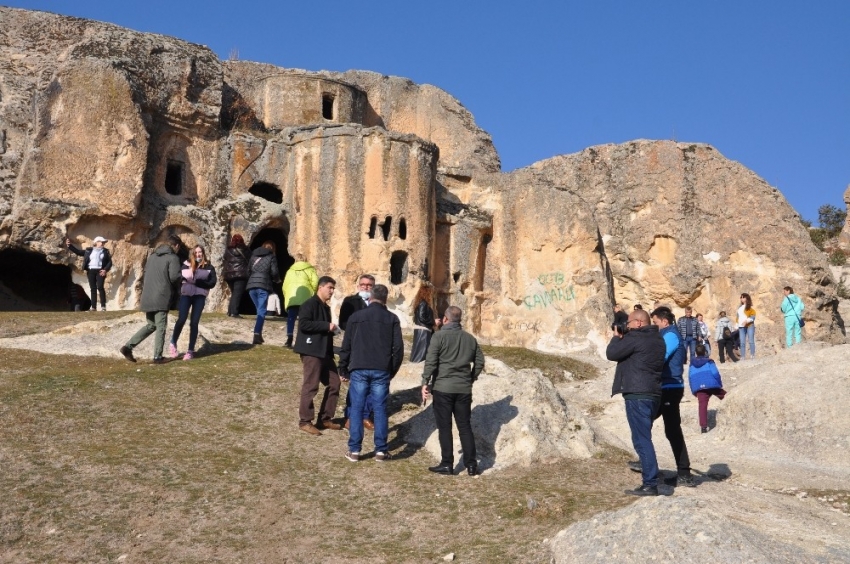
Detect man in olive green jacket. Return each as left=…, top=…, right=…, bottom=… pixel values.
left=120, top=236, right=182, bottom=363
left=421, top=306, right=485, bottom=476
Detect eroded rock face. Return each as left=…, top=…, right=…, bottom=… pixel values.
left=0, top=7, right=842, bottom=354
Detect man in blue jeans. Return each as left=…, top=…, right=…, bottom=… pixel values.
left=338, top=284, right=404, bottom=462
left=606, top=308, right=666, bottom=496
left=676, top=307, right=699, bottom=363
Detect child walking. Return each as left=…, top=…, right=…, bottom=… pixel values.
left=688, top=344, right=727, bottom=433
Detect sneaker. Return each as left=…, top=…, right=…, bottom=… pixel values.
left=152, top=357, right=167, bottom=365
left=100, top=307, right=106, bottom=311
left=119, top=346, right=136, bottom=363
left=345, top=451, right=360, bottom=462
left=299, top=423, right=322, bottom=436
left=168, top=343, right=179, bottom=358
left=701, top=426, right=709, bottom=434
left=664, top=474, right=698, bottom=488
left=375, top=452, right=391, bottom=462
left=253, top=333, right=264, bottom=345
left=624, top=485, right=659, bottom=496
left=183, top=351, right=194, bottom=361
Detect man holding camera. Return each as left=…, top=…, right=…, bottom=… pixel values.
left=606, top=308, right=666, bottom=496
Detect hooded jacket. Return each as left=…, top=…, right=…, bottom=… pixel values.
left=606, top=325, right=665, bottom=397
left=688, top=356, right=724, bottom=394
left=780, top=294, right=804, bottom=318
left=282, top=261, right=318, bottom=308
left=714, top=316, right=734, bottom=341
left=139, top=244, right=182, bottom=312
left=246, top=247, right=280, bottom=292
left=659, top=324, right=686, bottom=389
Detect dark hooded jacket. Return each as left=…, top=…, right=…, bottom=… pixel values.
left=139, top=244, right=182, bottom=312
left=246, top=247, right=280, bottom=292
left=222, top=244, right=250, bottom=281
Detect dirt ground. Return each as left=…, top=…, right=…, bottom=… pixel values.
left=0, top=312, right=637, bottom=563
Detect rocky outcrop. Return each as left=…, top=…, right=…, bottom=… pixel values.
left=0, top=7, right=842, bottom=355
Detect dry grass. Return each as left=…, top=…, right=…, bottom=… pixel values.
left=480, top=345, right=599, bottom=384
left=0, top=313, right=633, bottom=563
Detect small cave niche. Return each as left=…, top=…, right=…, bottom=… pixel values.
left=248, top=181, right=283, bottom=204
left=381, top=216, right=392, bottom=241
left=390, top=251, right=409, bottom=285
left=452, top=271, right=461, bottom=283
left=322, top=93, right=335, bottom=120
left=242, top=228, right=295, bottom=315
left=0, top=249, right=73, bottom=311
left=368, top=216, right=378, bottom=239
left=398, top=218, right=407, bottom=240
left=164, top=160, right=184, bottom=195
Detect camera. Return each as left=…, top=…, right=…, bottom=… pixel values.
left=611, top=321, right=629, bottom=335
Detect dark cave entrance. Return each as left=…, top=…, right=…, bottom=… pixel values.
left=0, top=249, right=74, bottom=311
left=240, top=228, right=295, bottom=315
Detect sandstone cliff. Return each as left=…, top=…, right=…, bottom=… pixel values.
left=0, top=7, right=841, bottom=354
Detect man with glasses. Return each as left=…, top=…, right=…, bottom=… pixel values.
left=606, top=308, right=666, bottom=496
left=339, top=274, right=376, bottom=431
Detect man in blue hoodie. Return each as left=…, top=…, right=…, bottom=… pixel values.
left=650, top=307, right=696, bottom=488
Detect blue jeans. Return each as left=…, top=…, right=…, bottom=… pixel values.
left=172, top=294, right=206, bottom=351
left=286, top=305, right=300, bottom=336
left=625, top=397, right=661, bottom=487
left=248, top=288, right=269, bottom=335
left=347, top=370, right=390, bottom=454
left=683, top=336, right=697, bottom=362
left=344, top=389, right=373, bottom=421
left=738, top=326, right=755, bottom=359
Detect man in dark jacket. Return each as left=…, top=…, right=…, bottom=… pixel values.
left=338, top=274, right=376, bottom=430
left=676, top=307, right=699, bottom=363
left=606, top=308, right=665, bottom=496
left=421, top=306, right=485, bottom=476
left=338, top=284, right=403, bottom=462
left=294, top=276, right=341, bottom=436
left=651, top=307, right=695, bottom=488
left=120, top=236, right=182, bottom=363
left=66, top=236, right=113, bottom=311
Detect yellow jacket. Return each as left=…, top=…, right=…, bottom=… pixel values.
left=282, top=261, right=318, bottom=308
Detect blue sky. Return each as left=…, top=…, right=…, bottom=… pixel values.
left=6, top=0, right=848, bottom=222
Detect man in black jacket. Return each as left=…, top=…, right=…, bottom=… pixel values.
left=293, top=276, right=341, bottom=436
left=606, top=308, right=666, bottom=496
left=338, top=284, right=403, bottom=462
left=66, top=236, right=113, bottom=311
left=339, top=274, right=376, bottom=430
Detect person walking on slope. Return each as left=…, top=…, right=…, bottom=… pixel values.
left=688, top=344, right=727, bottom=433
left=780, top=286, right=805, bottom=348
left=246, top=241, right=280, bottom=345
left=650, top=306, right=696, bottom=488
left=282, top=255, right=318, bottom=348
left=736, top=293, right=757, bottom=360
left=120, top=236, right=182, bottom=363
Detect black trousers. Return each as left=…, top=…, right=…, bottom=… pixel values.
left=654, top=387, right=691, bottom=475
left=226, top=278, right=247, bottom=316
left=432, top=390, right=477, bottom=468
left=86, top=269, right=106, bottom=309
left=716, top=338, right=737, bottom=363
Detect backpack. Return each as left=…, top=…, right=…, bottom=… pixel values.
left=722, top=326, right=732, bottom=339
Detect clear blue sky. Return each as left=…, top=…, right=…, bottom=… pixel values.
left=6, top=0, right=849, bottom=222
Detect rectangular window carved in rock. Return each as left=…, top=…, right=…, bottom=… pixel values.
left=322, top=93, right=335, bottom=120
left=165, top=160, right=184, bottom=196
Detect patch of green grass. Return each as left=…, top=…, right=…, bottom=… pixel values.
left=481, top=345, right=599, bottom=384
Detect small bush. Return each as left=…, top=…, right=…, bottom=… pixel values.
left=838, top=276, right=850, bottom=300
left=829, top=250, right=847, bottom=266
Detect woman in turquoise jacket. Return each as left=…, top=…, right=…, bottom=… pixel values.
left=780, top=286, right=804, bottom=348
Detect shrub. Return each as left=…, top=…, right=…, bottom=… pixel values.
left=829, top=250, right=847, bottom=266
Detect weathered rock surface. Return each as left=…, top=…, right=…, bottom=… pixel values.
left=0, top=7, right=842, bottom=356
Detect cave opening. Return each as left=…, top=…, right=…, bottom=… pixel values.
left=248, top=182, right=283, bottom=204
left=368, top=217, right=378, bottom=239
left=322, top=93, right=335, bottom=120
left=241, top=228, right=295, bottom=315
left=390, top=250, right=408, bottom=285
left=165, top=160, right=184, bottom=195
left=381, top=216, right=392, bottom=241
left=0, top=249, right=74, bottom=311
left=398, top=218, right=407, bottom=240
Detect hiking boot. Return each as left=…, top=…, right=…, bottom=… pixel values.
left=168, top=343, right=179, bottom=358
left=183, top=351, right=194, bottom=361
left=120, top=346, right=136, bottom=363
left=363, top=419, right=375, bottom=431
left=624, top=485, right=658, bottom=496
left=375, top=452, right=391, bottom=462
left=628, top=460, right=642, bottom=473
left=253, top=333, right=264, bottom=345
left=345, top=451, right=360, bottom=462
left=316, top=420, right=341, bottom=431
left=299, top=423, right=322, bottom=436
left=665, top=474, right=698, bottom=488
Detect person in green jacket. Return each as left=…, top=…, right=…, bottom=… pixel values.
left=120, top=236, right=182, bottom=363
left=421, top=306, right=485, bottom=476
left=780, top=286, right=805, bottom=348
left=282, top=255, right=318, bottom=348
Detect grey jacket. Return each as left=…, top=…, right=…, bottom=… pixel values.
left=421, top=323, right=485, bottom=394
left=246, top=247, right=280, bottom=292
left=139, top=245, right=182, bottom=312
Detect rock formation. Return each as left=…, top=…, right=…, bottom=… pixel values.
left=0, top=7, right=842, bottom=354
